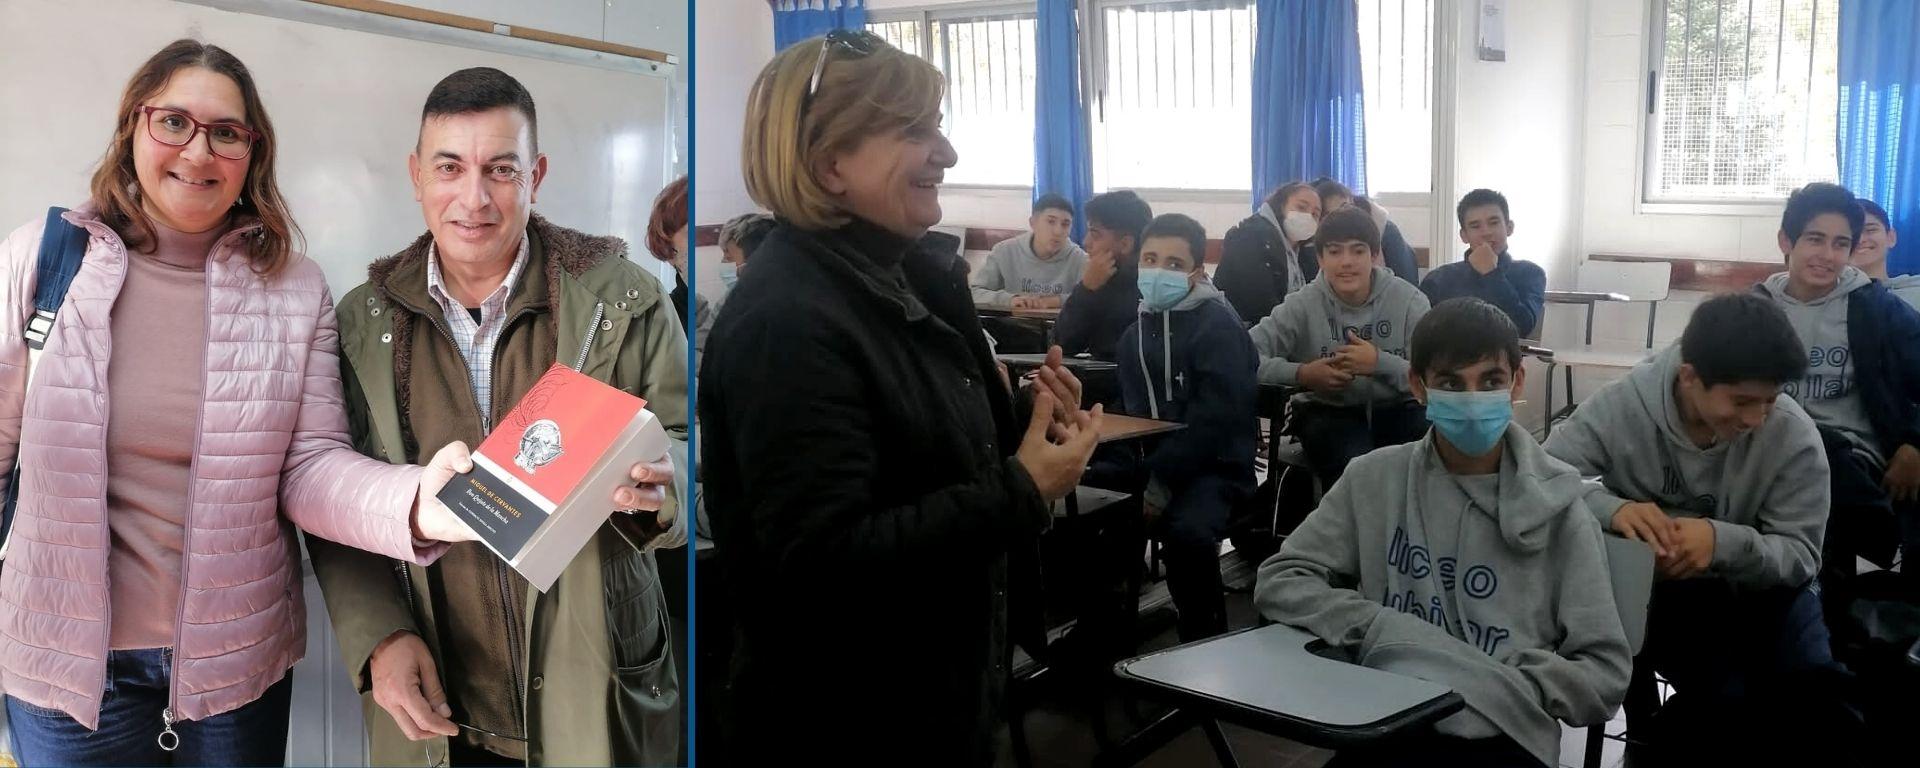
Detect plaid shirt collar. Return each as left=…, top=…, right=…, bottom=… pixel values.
left=425, top=236, right=531, bottom=320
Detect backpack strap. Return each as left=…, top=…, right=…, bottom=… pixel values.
left=3, top=207, right=88, bottom=561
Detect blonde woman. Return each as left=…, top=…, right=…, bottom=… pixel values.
left=700, top=31, right=1104, bottom=764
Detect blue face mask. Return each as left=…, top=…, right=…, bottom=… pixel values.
left=1424, top=388, right=1513, bottom=457
left=1137, top=267, right=1192, bottom=311
left=719, top=262, right=739, bottom=290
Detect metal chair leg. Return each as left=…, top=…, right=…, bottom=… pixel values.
left=1582, top=724, right=1606, bottom=768
left=1200, top=718, right=1241, bottom=768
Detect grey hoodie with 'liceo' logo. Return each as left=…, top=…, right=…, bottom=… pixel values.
left=1542, top=344, right=1830, bottom=590
left=1248, top=265, right=1428, bottom=406
left=1256, top=425, right=1631, bottom=768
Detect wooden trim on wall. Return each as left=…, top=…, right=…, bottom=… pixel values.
left=298, top=0, right=674, bottom=62
left=1589, top=253, right=1782, bottom=294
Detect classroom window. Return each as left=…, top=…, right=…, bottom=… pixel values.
left=1091, top=0, right=1255, bottom=191
left=1645, top=0, right=1839, bottom=204
left=1357, top=0, right=1434, bottom=195
left=869, top=11, right=1038, bottom=187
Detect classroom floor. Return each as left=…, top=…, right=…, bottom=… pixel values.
left=1008, top=550, right=1634, bottom=768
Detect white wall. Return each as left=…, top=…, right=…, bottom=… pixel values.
left=400, top=0, right=689, bottom=170
left=690, top=0, right=775, bottom=296
left=1578, top=0, right=1784, bottom=262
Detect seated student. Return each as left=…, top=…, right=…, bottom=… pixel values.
left=970, top=193, right=1088, bottom=309
left=1543, top=293, right=1855, bottom=762
left=1419, top=189, right=1546, bottom=338
left=1849, top=198, right=1920, bottom=309
left=1257, top=297, right=1630, bottom=768
left=1112, top=213, right=1259, bottom=641
left=1752, top=182, right=1920, bottom=606
left=1312, top=177, right=1419, bottom=285
left=1218, top=181, right=1322, bottom=323
left=716, top=212, right=776, bottom=294
left=1056, top=190, right=1152, bottom=361
left=1250, top=207, right=1430, bottom=487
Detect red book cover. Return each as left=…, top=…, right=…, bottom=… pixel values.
left=436, top=363, right=665, bottom=591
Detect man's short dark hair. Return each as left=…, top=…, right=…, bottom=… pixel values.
left=1315, top=206, right=1381, bottom=254
left=1311, top=176, right=1354, bottom=205
left=1033, top=193, right=1075, bottom=217
left=422, top=67, right=538, bottom=151
left=1084, top=190, right=1153, bottom=257
left=1681, top=293, right=1806, bottom=387
left=1781, top=182, right=1863, bottom=245
left=1141, top=213, right=1207, bottom=271
left=1411, top=298, right=1522, bottom=378
left=1455, top=188, right=1510, bottom=227
left=1860, top=198, right=1891, bottom=230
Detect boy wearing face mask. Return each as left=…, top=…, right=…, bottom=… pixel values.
left=1256, top=298, right=1630, bottom=768
left=1249, top=207, right=1431, bottom=487
left=1544, top=293, right=1856, bottom=763
left=717, top=212, right=776, bottom=296
left=1110, top=213, right=1259, bottom=641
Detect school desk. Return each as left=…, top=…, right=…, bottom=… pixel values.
left=1097, top=623, right=1464, bottom=767
left=1097, top=415, right=1185, bottom=444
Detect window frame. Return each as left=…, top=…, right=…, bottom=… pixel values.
left=869, top=2, right=1043, bottom=191
left=1086, top=0, right=1257, bottom=195
left=1635, top=0, right=1837, bottom=216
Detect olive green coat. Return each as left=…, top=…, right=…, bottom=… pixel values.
left=307, top=216, right=688, bottom=766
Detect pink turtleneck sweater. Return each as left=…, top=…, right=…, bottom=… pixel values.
left=105, top=220, right=220, bottom=650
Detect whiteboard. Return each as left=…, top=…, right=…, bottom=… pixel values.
left=0, top=0, right=679, bottom=297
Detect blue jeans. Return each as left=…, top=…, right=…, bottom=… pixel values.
left=6, top=648, right=291, bottom=767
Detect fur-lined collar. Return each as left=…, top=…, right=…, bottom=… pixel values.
left=366, top=212, right=627, bottom=300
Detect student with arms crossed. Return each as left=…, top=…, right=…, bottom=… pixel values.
left=1250, top=207, right=1430, bottom=487
left=1112, top=213, right=1259, bottom=641
left=1419, top=189, right=1546, bottom=337
left=1258, top=297, right=1630, bottom=768
left=1544, top=293, right=1858, bottom=765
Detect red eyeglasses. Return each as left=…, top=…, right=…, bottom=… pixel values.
left=138, top=106, right=259, bottom=160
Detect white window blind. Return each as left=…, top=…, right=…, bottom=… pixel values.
left=1646, top=0, right=1839, bottom=204
left=1092, top=0, right=1255, bottom=191
left=1357, top=0, right=1433, bottom=195
left=869, top=11, right=1037, bottom=186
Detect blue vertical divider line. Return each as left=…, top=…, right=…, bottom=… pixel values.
left=1838, top=0, right=1920, bottom=276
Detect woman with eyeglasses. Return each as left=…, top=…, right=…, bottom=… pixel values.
left=0, top=39, right=476, bottom=766
left=701, top=31, right=1106, bottom=764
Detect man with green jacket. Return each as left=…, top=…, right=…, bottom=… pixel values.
left=306, top=67, right=688, bottom=766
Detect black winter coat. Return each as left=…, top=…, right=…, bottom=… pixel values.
left=701, top=218, right=1049, bottom=765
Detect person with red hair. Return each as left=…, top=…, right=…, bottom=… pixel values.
left=648, top=176, right=710, bottom=365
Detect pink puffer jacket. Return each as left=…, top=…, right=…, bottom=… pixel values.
left=0, top=208, right=445, bottom=729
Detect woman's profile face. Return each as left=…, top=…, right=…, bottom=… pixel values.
left=133, top=67, right=251, bottom=234
left=1284, top=188, right=1323, bottom=220
left=821, top=118, right=957, bottom=238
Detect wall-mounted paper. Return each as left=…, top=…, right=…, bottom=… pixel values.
left=1478, top=0, right=1507, bottom=62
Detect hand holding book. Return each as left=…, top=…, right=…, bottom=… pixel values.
left=414, top=446, right=678, bottom=544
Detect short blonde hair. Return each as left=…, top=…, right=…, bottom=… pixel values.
left=742, top=34, right=944, bottom=231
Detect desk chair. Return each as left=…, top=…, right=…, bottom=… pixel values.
left=1581, top=535, right=1656, bottom=768
left=1541, top=261, right=1672, bottom=436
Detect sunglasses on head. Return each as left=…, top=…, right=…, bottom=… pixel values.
left=807, top=29, right=884, bottom=105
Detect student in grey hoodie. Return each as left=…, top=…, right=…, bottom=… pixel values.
left=1851, top=198, right=1920, bottom=308
left=1258, top=298, right=1630, bottom=768
left=1752, top=183, right=1920, bottom=606
left=969, top=193, right=1088, bottom=309
left=1249, top=207, right=1430, bottom=487
left=1544, top=293, right=1857, bottom=764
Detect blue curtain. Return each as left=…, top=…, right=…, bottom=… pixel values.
left=1839, top=0, right=1920, bottom=276
left=1251, top=0, right=1367, bottom=207
left=1034, top=1, right=1093, bottom=242
left=771, top=0, right=868, bottom=52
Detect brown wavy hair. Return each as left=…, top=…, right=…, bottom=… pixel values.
left=90, top=39, right=299, bottom=276
left=646, top=175, right=688, bottom=261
